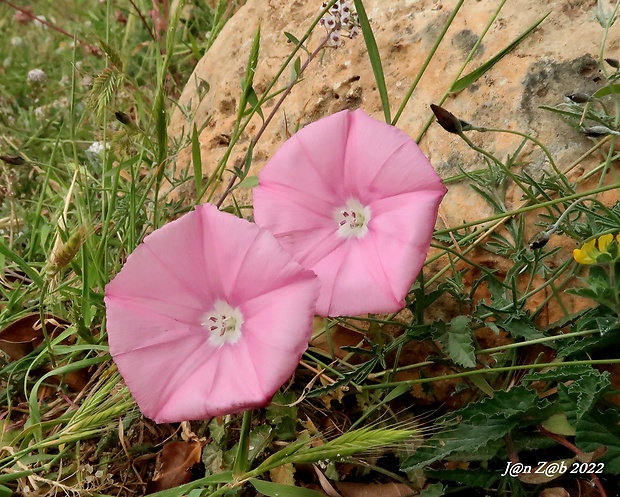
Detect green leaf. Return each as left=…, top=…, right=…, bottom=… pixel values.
left=0, top=485, right=12, bottom=497
left=191, top=124, right=202, bottom=198
left=234, top=175, right=258, bottom=190
left=498, top=316, right=545, bottom=341
left=523, top=364, right=596, bottom=383
left=418, top=483, right=445, bottom=497
left=450, top=13, right=550, bottom=93
left=353, top=0, right=390, bottom=122
left=266, top=392, right=298, bottom=440
left=284, top=32, right=309, bottom=54
left=401, top=419, right=516, bottom=470
left=558, top=369, right=610, bottom=426
left=249, top=479, right=325, bottom=497
left=402, top=387, right=547, bottom=470
left=435, top=316, right=476, bottom=368
left=245, top=86, right=264, bottom=120
left=245, top=25, right=261, bottom=95
left=576, top=409, right=620, bottom=474
left=291, top=56, right=302, bottom=82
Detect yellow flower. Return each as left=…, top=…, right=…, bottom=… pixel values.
left=597, top=234, right=614, bottom=253
left=573, top=239, right=599, bottom=264
left=573, top=234, right=620, bottom=265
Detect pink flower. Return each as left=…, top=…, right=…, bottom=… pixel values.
left=105, top=204, right=319, bottom=423
left=253, top=109, right=446, bottom=317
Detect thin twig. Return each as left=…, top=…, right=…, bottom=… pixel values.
left=539, top=426, right=608, bottom=497
left=215, top=34, right=331, bottom=208
left=128, top=0, right=156, bottom=42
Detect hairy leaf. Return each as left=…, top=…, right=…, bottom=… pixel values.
left=558, top=369, right=610, bottom=426
left=576, top=409, right=620, bottom=474
left=434, top=316, right=476, bottom=368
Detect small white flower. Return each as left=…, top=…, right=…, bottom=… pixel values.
left=87, top=141, right=109, bottom=155
left=34, top=16, right=48, bottom=28
left=329, top=30, right=342, bottom=47
left=11, top=36, right=23, bottom=47
left=34, top=107, right=45, bottom=118
left=27, top=68, right=46, bottom=83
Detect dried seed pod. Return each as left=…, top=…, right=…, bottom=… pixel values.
left=605, top=58, right=620, bottom=69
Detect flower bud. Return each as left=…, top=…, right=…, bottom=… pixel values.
left=430, top=104, right=468, bottom=134
left=605, top=58, right=620, bottom=69
left=581, top=125, right=620, bottom=137
left=566, top=93, right=592, bottom=103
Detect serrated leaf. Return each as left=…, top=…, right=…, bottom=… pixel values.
left=576, top=409, right=620, bottom=474
left=435, top=316, right=476, bottom=368
left=402, top=387, right=547, bottom=470
left=498, top=316, right=545, bottom=341
left=401, top=419, right=516, bottom=470
left=418, top=483, right=445, bottom=497
left=523, top=364, right=596, bottom=383
left=249, top=479, right=325, bottom=497
left=463, top=386, right=545, bottom=423
left=266, top=392, right=298, bottom=440
left=450, top=13, right=549, bottom=93
left=558, top=369, right=610, bottom=426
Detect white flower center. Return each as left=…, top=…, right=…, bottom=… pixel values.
left=334, top=198, right=371, bottom=239
left=201, top=300, right=244, bottom=346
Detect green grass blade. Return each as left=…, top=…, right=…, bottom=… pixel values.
left=191, top=123, right=203, bottom=199
left=450, top=12, right=550, bottom=93
left=392, top=0, right=465, bottom=125
left=250, top=479, right=325, bottom=497
left=0, top=239, right=44, bottom=289
left=354, top=0, right=390, bottom=123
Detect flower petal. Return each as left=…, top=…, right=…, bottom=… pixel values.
left=342, top=109, right=443, bottom=203
left=253, top=109, right=446, bottom=317
left=105, top=204, right=319, bottom=422
left=597, top=233, right=614, bottom=253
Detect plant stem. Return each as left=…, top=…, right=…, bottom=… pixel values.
left=215, top=34, right=330, bottom=209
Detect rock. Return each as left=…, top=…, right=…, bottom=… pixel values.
left=168, top=0, right=619, bottom=324
left=169, top=0, right=615, bottom=209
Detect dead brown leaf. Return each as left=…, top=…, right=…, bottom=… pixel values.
left=0, top=313, right=91, bottom=392
left=145, top=441, right=205, bottom=494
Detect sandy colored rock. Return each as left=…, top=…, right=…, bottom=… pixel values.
left=168, top=0, right=620, bottom=324
left=170, top=0, right=617, bottom=209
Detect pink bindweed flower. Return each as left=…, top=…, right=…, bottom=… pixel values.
left=253, top=109, right=446, bottom=317
left=105, top=204, right=319, bottom=423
